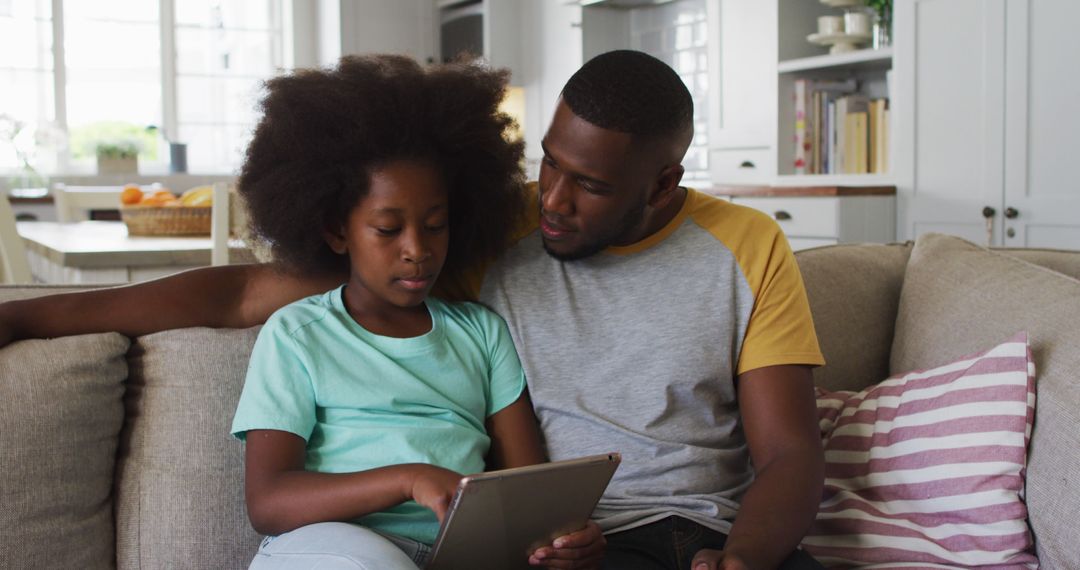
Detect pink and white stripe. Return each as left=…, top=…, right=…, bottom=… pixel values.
left=802, top=333, right=1038, bottom=569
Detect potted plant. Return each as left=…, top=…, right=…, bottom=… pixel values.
left=95, top=139, right=141, bottom=175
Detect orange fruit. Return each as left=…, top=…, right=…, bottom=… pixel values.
left=120, top=185, right=143, bottom=205
left=139, top=194, right=170, bottom=207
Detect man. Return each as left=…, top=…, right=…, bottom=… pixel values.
left=0, top=51, right=824, bottom=570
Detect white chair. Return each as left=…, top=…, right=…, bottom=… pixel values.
left=210, top=182, right=247, bottom=266
left=52, top=183, right=124, bottom=223
left=0, top=194, right=33, bottom=284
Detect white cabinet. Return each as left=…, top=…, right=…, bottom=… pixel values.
left=727, top=193, right=895, bottom=251
left=895, top=0, right=1080, bottom=248
left=706, top=0, right=776, bottom=184
left=707, top=0, right=775, bottom=151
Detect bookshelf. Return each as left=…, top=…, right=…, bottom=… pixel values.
left=774, top=0, right=893, bottom=181
left=776, top=47, right=892, bottom=74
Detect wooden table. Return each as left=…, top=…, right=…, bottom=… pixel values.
left=17, top=221, right=253, bottom=284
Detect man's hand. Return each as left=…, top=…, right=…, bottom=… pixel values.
left=408, top=465, right=463, bottom=523
left=689, top=548, right=750, bottom=570
left=528, top=520, right=605, bottom=569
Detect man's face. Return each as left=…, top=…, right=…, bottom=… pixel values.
left=537, top=100, right=656, bottom=261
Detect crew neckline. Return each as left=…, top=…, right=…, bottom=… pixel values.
left=331, top=286, right=445, bottom=352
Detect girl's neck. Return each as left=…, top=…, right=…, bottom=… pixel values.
left=341, top=285, right=433, bottom=338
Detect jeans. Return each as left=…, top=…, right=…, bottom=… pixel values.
left=602, top=516, right=824, bottom=570
left=248, top=522, right=432, bottom=570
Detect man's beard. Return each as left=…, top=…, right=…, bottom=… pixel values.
left=541, top=197, right=647, bottom=262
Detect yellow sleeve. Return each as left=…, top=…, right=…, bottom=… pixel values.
left=688, top=191, right=824, bottom=374
left=735, top=228, right=824, bottom=374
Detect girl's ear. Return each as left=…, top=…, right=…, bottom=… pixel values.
left=323, top=224, right=348, bottom=255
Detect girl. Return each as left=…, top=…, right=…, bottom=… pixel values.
left=230, top=55, right=593, bottom=569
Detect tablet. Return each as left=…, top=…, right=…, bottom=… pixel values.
left=425, top=452, right=621, bottom=570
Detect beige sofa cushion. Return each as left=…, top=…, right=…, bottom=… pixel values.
left=795, top=242, right=912, bottom=392
left=891, top=233, right=1080, bottom=568
left=0, top=332, right=130, bottom=570
left=115, top=326, right=261, bottom=570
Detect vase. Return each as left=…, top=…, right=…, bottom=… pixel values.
left=872, top=12, right=891, bottom=49
left=97, top=155, right=138, bottom=175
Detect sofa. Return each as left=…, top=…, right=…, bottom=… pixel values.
left=1, top=233, right=1078, bottom=569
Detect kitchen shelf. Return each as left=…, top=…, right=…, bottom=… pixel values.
left=778, top=47, right=892, bottom=73
left=774, top=173, right=894, bottom=187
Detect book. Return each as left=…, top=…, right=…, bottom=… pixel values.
left=866, top=98, right=890, bottom=174
left=838, top=95, right=870, bottom=174
left=812, top=90, right=823, bottom=174
left=794, top=79, right=811, bottom=175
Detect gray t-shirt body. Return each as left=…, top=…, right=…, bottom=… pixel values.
left=480, top=221, right=755, bottom=534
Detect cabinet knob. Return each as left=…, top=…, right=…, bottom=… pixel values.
left=738, top=160, right=756, bottom=169
left=982, top=206, right=996, bottom=219
left=1004, top=207, right=1019, bottom=219
left=774, top=210, right=792, bottom=221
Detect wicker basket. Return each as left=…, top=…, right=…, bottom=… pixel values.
left=120, top=206, right=212, bottom=236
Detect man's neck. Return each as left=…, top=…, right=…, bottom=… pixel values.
left=637, top=186, right=688, bottom=242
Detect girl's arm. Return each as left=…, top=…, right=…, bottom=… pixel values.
left=243, top=429, right=464, bottom=536
left=484, top=392, right=547, bottom=470
left=0, top=263, right=345, bottom=346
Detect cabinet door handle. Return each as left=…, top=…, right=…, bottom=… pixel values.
left=982, top=206, right=996, bottom=218
left=774, top=210, right=792, bottom=221
left=738, top=160, right=756, bottom=169
left=1004, top=207, right=1019, bottom=219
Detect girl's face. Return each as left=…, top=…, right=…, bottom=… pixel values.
left=325, top=160, right=449, bottom=315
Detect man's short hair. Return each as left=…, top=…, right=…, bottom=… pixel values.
left=561, top=49, right=693, bottom=140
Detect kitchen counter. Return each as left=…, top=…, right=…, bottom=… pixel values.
left=698, top=184, right=896, bottom=198
left=17, top=221, right=253, bottom=284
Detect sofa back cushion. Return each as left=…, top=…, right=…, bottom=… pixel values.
left=795, top=242, right=912, bottom=392
left=891, top=233, right=1080, bottom=568
left=0, top=332, right=130, bottom=570
left=115, top=326, right=261, bottom=570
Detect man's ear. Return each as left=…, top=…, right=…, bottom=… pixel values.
left=323, top=224, right=348, bottom=255
left=648, top=163, right=685, bottom=209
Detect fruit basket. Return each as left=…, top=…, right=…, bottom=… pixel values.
left=118, top=184, right=215, bottom=236
left=120, top=205, right=212, bottom=236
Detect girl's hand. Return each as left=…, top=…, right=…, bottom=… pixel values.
left=528, top=520, right=605, bottom=569
left=689, top=548, right=751, bottom=570
left=408, top=465, right=464, bottom=522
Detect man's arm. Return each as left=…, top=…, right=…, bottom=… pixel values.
left=0, top=263, right=345, bottom=346
left=693, top=364, right=824, bottom=570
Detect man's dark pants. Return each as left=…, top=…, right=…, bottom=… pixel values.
left=602, top=516, right=825, bottom=570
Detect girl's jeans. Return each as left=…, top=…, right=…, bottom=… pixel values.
left=248, top=522, right=432, bottom=570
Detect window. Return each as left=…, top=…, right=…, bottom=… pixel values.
left=0, top=0, right=55, bottom=173
left=0, top=0, right=287, bottom=177
left=63, top=0, right=162, bottom=165
left=630, top=0, right=710, bottom=183
left=174, top=1, right=285, bottom=172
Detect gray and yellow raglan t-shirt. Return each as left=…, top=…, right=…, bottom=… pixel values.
left=474, top=186, right=824, bottom=536
left=231, top=289, right=526, bottom=544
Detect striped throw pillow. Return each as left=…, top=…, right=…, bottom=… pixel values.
left=802, top=333, right=1038, bottom=568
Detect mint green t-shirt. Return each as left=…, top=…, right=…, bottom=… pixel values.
left=231, top=287, right=526, bottom=544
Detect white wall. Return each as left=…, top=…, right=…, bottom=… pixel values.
left=520, top=1, right=582, bottom=178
